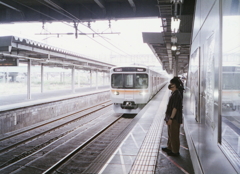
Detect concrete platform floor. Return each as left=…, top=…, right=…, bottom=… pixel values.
left=0, top=85, right=109, bottom=106
left=155, top=123, right=194, bottom=174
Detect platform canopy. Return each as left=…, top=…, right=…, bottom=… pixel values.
left=0, top=0, right=160, bottom=23
left=0, top=0, right=195, bottom=74
left=0, top=36, right=115, bottom=71
left=143, top=32, right=191, bottom=74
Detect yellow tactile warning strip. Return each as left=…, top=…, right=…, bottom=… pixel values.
left=98, top=87, right=169, bottom=174
left=129, top=90, right=169, bottom=174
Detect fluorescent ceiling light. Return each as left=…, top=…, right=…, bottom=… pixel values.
left=170, top=0, right=183, bottom=3
left=171, top=17, right=180, bottom=33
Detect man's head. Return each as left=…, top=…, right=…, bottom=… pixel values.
left=168, top=77, right=180, bottom=91
left=168, top=83, right=177, bottom=91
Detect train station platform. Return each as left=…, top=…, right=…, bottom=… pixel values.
left=0, top=83, right=194, bottom=174
left=87, top=85, right=194, bottom=174
left=0, top=85, right=111, bottom=135
left=0, top=85, right=109, bottom=112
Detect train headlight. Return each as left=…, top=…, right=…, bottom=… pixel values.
left=114, top=91, right=119, bottom=95
left=139, top=91, right=146, bottom=96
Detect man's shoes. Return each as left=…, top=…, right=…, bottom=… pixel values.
left=162, top=147, right=172, bottom=153
left=167, top=151, right=180, bottom=156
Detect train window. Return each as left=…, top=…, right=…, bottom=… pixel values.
left=111, top=74, right=148, bottom=89
left=135, top=74, right=148, bottom=89
left=111, top=74, right=123, bottom=88
left=124, top=74, right=134, bottom=88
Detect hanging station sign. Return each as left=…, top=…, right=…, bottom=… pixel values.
left=0, top=57, right=19, bottom=66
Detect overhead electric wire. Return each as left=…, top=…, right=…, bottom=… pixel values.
left=36, top=0, right=132, bottom=56
left=36, top=0, right=79, bottom=22
left=12, top=0, right=131, bottom=56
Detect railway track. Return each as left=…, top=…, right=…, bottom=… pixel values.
left=44, top=116, right=134, bottom=174
left=0, top=100, right=112, bottom=143
left=0, top=101, right=129, bottom=173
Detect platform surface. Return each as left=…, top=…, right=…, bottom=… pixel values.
left=99, top=85, right=194, bottom=174
left=0, top=85, right=109, bottom=111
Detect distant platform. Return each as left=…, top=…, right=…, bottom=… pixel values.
left=0, top=85, right=110, bottom=112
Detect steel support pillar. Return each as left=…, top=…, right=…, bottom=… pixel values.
left=102, top=72, right=106, bottom=86
left=6, top=71, right=8, bottom=83
left=41, top=64, right=44, bottom=93
left=27, top=59, right=31, bottom=99
left=77, top=71, right=80, bottom=88
left=96, top=70, right=98, bottom=90
left=72, top=66, right=75, bottom=93
left=90, top=70, right=92, bottom=87
left=174, top=56, right=179, bottom=76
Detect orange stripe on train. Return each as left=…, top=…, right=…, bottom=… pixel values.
left=111, top=90, right=148, bottom=93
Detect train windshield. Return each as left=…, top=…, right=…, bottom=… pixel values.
left=135, top=74, right=148, bottom=89
left=111, top=74, right=123, bottom=88
left=125, top=74, right=134, bottom=88
left=111, top=74, right=148, bottom=89
left=222, top=72, right=240, bottom=90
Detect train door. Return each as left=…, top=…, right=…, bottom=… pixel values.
left=151, top=75, right=154, bottom=97
left=152, top=76, right=154, bottom=94
left=123, top=74, right=134, bottom=101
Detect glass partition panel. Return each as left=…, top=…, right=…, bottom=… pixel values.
left=91, top=71, right=96, bottom=86
left=0, top=63, right=27, bottom=96
left=43, top=67, right=71, bottom=91
left=221, top=0, right=240, bottom=169
left=31, top=65, right=41, bottom=93
left=75, top=69, right=81, bottom=89
left=75, top=69, right=90, bottom=88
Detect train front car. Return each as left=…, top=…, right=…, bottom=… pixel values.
left=110, top=66, right=167, bottom=114
left=110, top=66, right=150, bottom=113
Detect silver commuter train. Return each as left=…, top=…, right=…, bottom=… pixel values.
left=110, top=65, right=168, bottom=113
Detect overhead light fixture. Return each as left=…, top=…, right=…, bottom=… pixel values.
left=171, top=36, right=177, bottom=43
left=163, top=27, right=167, bottom=32
left=171, top=45, right=177, bottom=51
left=171, top=17, right=180, bottom=33
left=170, top=0, right=183, bottom=3
left=163, top=20, right=167, bottom=26
left=162, top=18, right=167, bottom=26
left=166, top=43, right=171, bottom=49
left=176, top=51, right=181, bottom=55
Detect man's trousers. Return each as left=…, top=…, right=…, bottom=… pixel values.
left=167, top=119, right=180, bottom=153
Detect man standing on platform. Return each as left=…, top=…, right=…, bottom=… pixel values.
left=162, top=78, right=183, bottom=156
